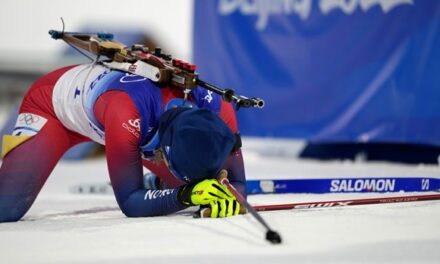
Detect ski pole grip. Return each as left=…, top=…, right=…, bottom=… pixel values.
left=216, top=169, right=228, bottom=183
left=193, top=169, right=247, bottom=218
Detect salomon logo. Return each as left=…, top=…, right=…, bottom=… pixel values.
left=330, top=179, right=395, bottom=192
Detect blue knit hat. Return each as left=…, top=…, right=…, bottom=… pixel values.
left=158, top=108, right=235, bottom=183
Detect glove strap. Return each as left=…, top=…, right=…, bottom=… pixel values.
left=177, top=181, right=198, bottom=206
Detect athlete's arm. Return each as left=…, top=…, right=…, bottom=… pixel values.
left=218, top=101, right=247, bottom=197
left=94, top=91, right=186, bottom=217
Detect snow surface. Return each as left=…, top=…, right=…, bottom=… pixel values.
left=1, top=138, right=440, bottom=263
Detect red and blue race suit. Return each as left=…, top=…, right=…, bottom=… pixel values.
left=0, top=64, right=246, bottom=222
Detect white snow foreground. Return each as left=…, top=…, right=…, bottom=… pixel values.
left=1, top=138, right=440, bottom=263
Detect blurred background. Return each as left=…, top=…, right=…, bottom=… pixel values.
left=1, top=0, right=439, bottom=164
left=0, top=0, right=193, bottom=102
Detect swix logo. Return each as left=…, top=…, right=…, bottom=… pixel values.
left=193, top=190, right=204, bottom=195
left=128, top=119, right=141, bottom=131
left=294, top=201, right=352, bottom=209
left=203, top=90, right=214, bottom=103
left=144, top=189, right=174, bottom=200
left=218, top=0, right=413, bottom=30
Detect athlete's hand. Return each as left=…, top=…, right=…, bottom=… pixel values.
left=178, top=178, right=235, bottom=206
left=198, top=198, right=241, bottom=218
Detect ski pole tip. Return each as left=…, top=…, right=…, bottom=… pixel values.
left=266, top=230, right=282, bottom=244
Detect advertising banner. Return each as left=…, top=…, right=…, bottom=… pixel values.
left=194, top=0, right=440, bottom=146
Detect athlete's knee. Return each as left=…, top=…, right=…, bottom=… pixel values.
left=0, top=211, right=25, bottom=223
left=0, top=177, right=41, bottom=223
left=0, top=202, right=29, bottom=222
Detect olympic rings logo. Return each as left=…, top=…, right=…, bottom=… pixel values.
left=19, top=114, right=40, bottom=125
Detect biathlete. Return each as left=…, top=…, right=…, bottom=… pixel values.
left=0, top=62, right=246, bottom=222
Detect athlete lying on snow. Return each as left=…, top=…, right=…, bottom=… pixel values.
left=0, top=63, right=246, bottom=222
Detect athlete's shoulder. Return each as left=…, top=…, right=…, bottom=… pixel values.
left=191, top=86, right=222, bottom=113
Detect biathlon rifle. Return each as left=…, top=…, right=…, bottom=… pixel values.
left=48, top=30, right=265, bottom=110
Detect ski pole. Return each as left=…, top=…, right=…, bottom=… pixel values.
left=217, top=171, right=282, bottom=244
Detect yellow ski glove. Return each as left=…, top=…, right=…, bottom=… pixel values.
left=202, top=198, right=241, bottom=218
left=178, top=178, right=235, bottom=206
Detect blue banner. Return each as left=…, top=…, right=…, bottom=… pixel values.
left=193, top=0, right=440, bottom=146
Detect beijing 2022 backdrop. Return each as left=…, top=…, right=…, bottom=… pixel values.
left=193, top=0, right=440, bottom=146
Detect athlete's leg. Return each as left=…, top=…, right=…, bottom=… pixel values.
left=0, top=65, right=88, bottom=223
left=0, top=116, right=86, bottom=222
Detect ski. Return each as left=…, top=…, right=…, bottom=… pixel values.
left=247, top=177, right=440, bottom=194
left=254, top=193, right=440, bottom=211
